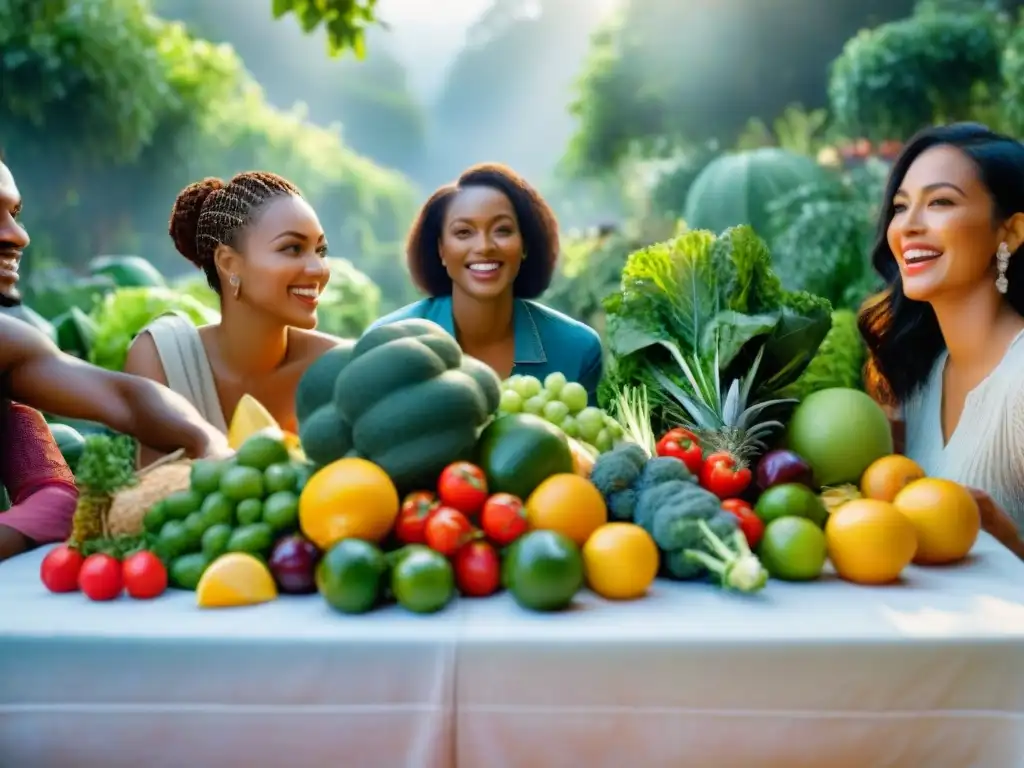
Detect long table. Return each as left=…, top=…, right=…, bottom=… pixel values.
left=2, top=534, right=1023, bottom=767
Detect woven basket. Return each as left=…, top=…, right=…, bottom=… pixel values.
left=107, top=450, right=192, bottom=537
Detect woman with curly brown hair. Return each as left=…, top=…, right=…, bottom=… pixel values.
left=372, top=163, right=604, bottom=403
left=124, top=171, right=342, bottom=466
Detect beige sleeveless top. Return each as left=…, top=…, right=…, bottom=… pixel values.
left=142, top=314, right=228, bottom=434
left=903, top=329, right=1024, bottom=525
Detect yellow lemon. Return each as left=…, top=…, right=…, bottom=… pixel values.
left=582, top=522, right=659, bottom=600
left=298, top=458, right=399, bottom=549
left=196, top=553, right=277, bottom=608
left=228, top=394, right=279, bottom=450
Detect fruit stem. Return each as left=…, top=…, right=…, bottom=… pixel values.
left=684, top=519, right=768, bottom=594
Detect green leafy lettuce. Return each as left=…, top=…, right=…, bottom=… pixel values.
left=599, top=225, right=832, bottom=433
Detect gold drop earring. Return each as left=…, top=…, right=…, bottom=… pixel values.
left=996, top=242, right=1010, bottom=295
left=229, top=273, right=242, bottom=299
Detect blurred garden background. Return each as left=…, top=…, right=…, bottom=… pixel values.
left=3, top=0, right=1024, bottom=371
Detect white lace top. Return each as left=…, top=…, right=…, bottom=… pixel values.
left=903, top=330, right=1024, bottom=525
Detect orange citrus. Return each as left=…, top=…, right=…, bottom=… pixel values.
left=197, top=553, right=277, bottom=608
left=825, top=499, right=917, bottom=585
left=860, top=455, right=926, bottom=502
left=893, top=478, right=980, bottom=565
left=525, top=473, right=607, bottom=547
left=298, top=458, right=399, bottom=549
left=582, top=523, right=659, bottom=600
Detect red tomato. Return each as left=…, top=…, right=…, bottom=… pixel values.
left=655, top=428, right=703, bottom=474
left=394, top=491, right=439, bottom=545
left=425, top=506, right=475, bottom=556
left=721, top=498, right=765, bottom=549
left=453, top=540, right=501, bottom=597
left=480, top=493, right=528, bottom=546
left=40, top=544, right=85, bottom=593
left=437, top=462, right=488, bottom=516
left=700, top=451, right=752, bottom=499
left=122, top=551, right=168, bottom=600
left=78, top=554, right=123, bottom=601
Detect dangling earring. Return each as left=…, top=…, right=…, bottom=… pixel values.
left=996, top=242, right=1011, bottom=295
left=229, top=273, right=242, bottom=300
left=522, top=251, right=528, bottom=261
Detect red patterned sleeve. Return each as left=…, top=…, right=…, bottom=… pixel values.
left=0, top=402, right=78, bottom=543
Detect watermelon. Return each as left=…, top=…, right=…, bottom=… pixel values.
left=53, top=306, right=99, bottom=358
left=89, top=255, right=165, bottom=287
left=47, top=423, right=87, bottom=474
left=683, top=148, right=834, bottom=240
left=475, top=414, right=574, bottom=501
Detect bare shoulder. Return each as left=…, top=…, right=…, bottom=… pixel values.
left=0, top=314, right=58, bottom=368
left=123, top=330, right=170, bottom=386
left=289, top=328, right=351, bottom=362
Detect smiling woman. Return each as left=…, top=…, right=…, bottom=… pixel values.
left=123, top=171, right=345, bottom=467
left=859, top=122, right=1024, bottom=557
left=371, top=163, right=604, bottom=403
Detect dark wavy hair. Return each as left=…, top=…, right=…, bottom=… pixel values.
left=859, top=123, right=1024, bottom=405
left=405, top=163, right=559, bottom=299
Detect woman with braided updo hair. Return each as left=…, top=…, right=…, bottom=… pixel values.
left=124, top=171, right=341, bottom=467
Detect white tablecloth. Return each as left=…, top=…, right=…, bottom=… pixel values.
left=1, top=535, right=1023, bottom=768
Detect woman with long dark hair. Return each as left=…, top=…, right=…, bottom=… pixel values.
left=859, top=123, right=1024, bottom=557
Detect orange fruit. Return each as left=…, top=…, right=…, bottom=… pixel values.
left=582, top=523, right=659, bottom=600
left=525, top=473, right=608, bottom=546
left=298, top=458, right=399, bottom=549
left=825, top=499, right=917, bottom=585
left=892, top=478, right=980, bottom=565
left=196, top=553, right=277, bottom=608
left=860, top=455, right=926, bottom=502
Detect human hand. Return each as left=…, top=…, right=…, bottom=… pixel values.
left=967, top=488, right=1024, bottom=559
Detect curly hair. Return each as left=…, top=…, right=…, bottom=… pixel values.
left=169, top=171, right=302, bottom=293
left=406, top=163, right=560, bottom=299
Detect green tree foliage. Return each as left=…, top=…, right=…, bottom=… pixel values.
left=270, top=0, right=379, bottom=57
left=566, top=0, right=920, bottom=175
left=1, top=0, right=416, bottom=313
left=828, top=11, right=1002, bottom=141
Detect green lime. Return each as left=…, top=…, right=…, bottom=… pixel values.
left=156, top=519, right=193, bottom=560
left=317, top=538, right=387, bottom=614
left=755, top=483, right=828, bottom=528
left=220, top=465, right=265, bottom=502
left=758, top=516, right=828, bottom=581
left=201, top=523, right=233, bottom=559
left=143, top=501, right=167, bottom=534
left=200, top=491, right=235, bottom=527
left=506, top=530, right=584, bottom=612
left=262, top=491, right=299, bottom=533
left=264, top=462, right=299, bottom=494
left=226, top=523, right=275, bottom=555
left=235, top=497, right=263, bottom=526
left=190, top=459, right=226, bottom=496
left=391, top=548, right=455, bottom=614
left=162, top=489, right=205, bottom=521
left=236, top=430, right=291, bottom=471
left=169, top=552, right=210, bottom=590
left=183, top=511, right=209, bottom=544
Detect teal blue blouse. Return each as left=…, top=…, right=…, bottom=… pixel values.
left=370, top=297, right=605, bottom=405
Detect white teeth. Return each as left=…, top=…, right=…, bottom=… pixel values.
left=904, top=249, right=942, bottom=264
left=468, top=262, right=500, bottom=272
left=290, top=287, right=319, bottom=297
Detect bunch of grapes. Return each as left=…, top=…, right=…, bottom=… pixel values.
left=498, top=373, right=623, bottom=453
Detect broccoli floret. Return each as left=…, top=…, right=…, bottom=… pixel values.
left=636, top=456, right=694, bottom=494
left=606, top=488, right=637, bottom=521
left=590, top=442, right=647, bottom=498
left=633, top=479, right=690, bottom=531
left=684, top=518, right=768, bottom=593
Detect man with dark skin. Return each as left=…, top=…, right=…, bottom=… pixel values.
left=0, top=157, right=228, bottom=493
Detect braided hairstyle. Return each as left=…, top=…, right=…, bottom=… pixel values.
left=169, top=171, right=302, bottom=293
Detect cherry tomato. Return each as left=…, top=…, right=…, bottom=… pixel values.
left=394, top=491, right=439, bottom=545
left=700, top=451, right=752, bottom=499
left=721, top=498, right=765, bottom=549
left=655, top=428, right=703, bottom=474
left=437, top=462, right=489, bottom=516
left=453, top=540, right=501, bottom=597
left=122, top=551, right=168, bottom=600
left=425, top=506, right=476, bottom=556
left=78, top=553, right=123, bottom=601
left=480, top=493, right=528, bottom=546
left=40, top=544, right=85, bottom=593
